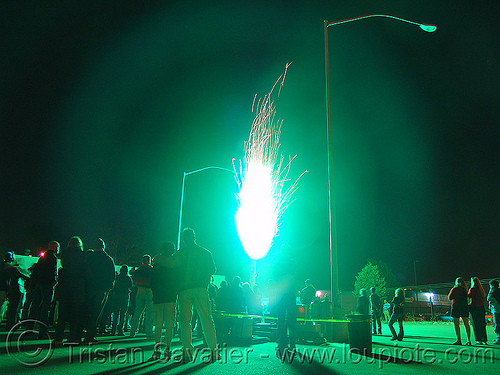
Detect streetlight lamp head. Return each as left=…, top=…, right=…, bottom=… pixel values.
left=419, top=24, right=437, bottom=33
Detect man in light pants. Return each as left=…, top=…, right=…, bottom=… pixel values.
left=166, top=228, right=218, bottom=361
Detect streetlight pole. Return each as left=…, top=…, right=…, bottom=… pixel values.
left=177, top=166, right=236, bottom=250
left=413, top=259, right=420, bottom=286
left=324, top=14, right=436, bottom=306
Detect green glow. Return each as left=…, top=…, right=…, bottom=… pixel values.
left=235, top=162, right=278, bottom=260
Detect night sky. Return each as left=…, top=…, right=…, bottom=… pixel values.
left=1, top=1, right=499, bottom=291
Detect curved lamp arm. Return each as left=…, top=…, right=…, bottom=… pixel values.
left=326, top=14, right=437, bottom=32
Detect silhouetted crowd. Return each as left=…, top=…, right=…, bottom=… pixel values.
left=448, top=276, right=500, bottom=345
left=354, top=278, right=500, bottom=346
left=2, top=234, right=499, bottom=363
left=0, top=228, right=304, bottom=361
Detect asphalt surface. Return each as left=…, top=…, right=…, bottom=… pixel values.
left=0, top=321, right=498, bottom=375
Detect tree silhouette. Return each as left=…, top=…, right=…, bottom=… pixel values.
left=354, top=262, right=387, bottom=299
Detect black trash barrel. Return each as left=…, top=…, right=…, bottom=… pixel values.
left=346, top=314, right=372, bottom=355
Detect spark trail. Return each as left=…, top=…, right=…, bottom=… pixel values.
left=233, top=64, right=307, bottom=261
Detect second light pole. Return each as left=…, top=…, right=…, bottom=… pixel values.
left=324, top=14, right=436, bottom=305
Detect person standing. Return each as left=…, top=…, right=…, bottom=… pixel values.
left=111, top=265, right=133, bottom=336
left=226, top=276, right=245, bottom=314
left=273, top=243, right=297, bottom=361
left=129, top=255, right=154, bottom=339
left=300, top=279, right=316, bottom=318
left=54, top=237, right=86, bottom=344
left=487, top=279, right=500, bottom=344
left=356, top=288, right=370, bottom=315
left=165, top=228, right=218, bottom=361
left=149, top=242, right=179, bottom=361
left=82, top=238, right=116, bottom=344
left=1, top=252, right=28, bottom=330
left=468, top=277, right=488, bottom=344
left=448, top=277, right=471, bottom=345
left=370, top=287, right=382, bottom=335
left=388, top=288, right=405, bottom=341
left=29, top=241, right=59, bottom=337
left=383, top=299, right=391, bottom=322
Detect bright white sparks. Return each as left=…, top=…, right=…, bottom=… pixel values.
left=234, top=64, right=307, bottom=260
left=234, top=163, right=277, bottom=260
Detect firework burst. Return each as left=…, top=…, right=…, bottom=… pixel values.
left=233, top=64, right=307, bottom=261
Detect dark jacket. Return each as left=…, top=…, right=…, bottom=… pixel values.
left=356, top=295, right=370, bottom=315
left=174, top=244, right=216, bottom=291
left=370, top=293, right=382, bottom=314
left=32, top=250, right=58, bottom=286
left=300, top=286, right=316, bottom=306
left=132, top=264, right=153, bottom=288
left=58, top=246, right=86, bottom=301
left=150, top=254, right=178, bottom=304
left=85, top=250, right=116, bottom=292
left=1, top=265, right=27, bottom=294
left=391, top=295, right=405, bottom=315
left=113, top=271, right=133, bottom=295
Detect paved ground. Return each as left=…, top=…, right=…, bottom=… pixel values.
left=0, top=322, right=498, bottom=375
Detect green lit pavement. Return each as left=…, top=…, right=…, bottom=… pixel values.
left=1, top=322, right=498, bottom=375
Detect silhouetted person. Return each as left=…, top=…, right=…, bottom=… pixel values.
left=448, top=277, right=471, bottom=345
left=226, top=276, right=245, bottom=313
left=370, top=287, right=382, bottom=334
left=1, top=252, right=28, bottom=330
left=82, top=238, right=116, bottom=344
left=252, top=284, right=263, bottom=316
left=149, top=241, right=179, bottom=361
left=208, top=276, right=218, bottom=310
left=487, top=279, right=500, bottom=344
left=383, top=299, right=391, bottom=322
left=468, top=277, right=487, bottom=344
left=29, top=241, right=59, bottom=337
left=388, top=288, right=405, bottom=341
left=165, top=228, right=218, bottom=361
left=216, top=280, right=229, bottom=311
left=129, top=254, right=154, bottom=339
left=300, top=279, right=316, bottom=305
left=242, top=282, right=260, bottom=315
left=356, top=288, right=369, bottom=315
left=54, top=237, right=86, bottom=344
left=21, top=263, right=37, bottom=322
left=273, top=243, right=297, bottom=360
left=111, top=265, right=132, bottom=336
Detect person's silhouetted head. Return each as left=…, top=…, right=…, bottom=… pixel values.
left=47, top=241, right=60, bottom=253
left=395, top=288, right=405, bottom=299
left=67, top=236, right=83, bottom=251
left=142, top=254, right=151, bottom=265
left=471, top=277, right=485, bottom=297
left=93, top=238, right=105, bottom=251
left=182, top=228, right=196, bottom=246
left=232, top=276, right=241, bottom=287
left=455, top=277, right=467, bottom=289
left=160, top=241, right=175, bottom=256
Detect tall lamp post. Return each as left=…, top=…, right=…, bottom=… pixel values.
left=177, top=166, right=235, bottom=250
left=324, top=14, right=436, bottom=305
left=413, top=259, right=420, bottom=286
